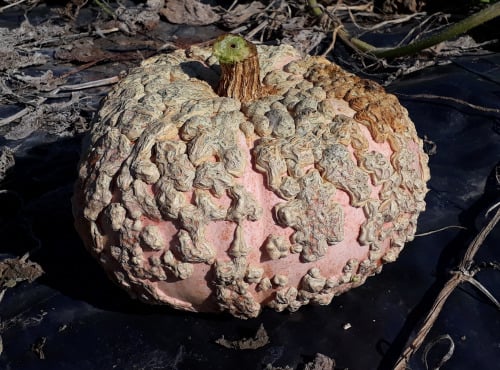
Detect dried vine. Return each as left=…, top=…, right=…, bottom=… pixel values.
left=393, top=206, right=500, bottom=369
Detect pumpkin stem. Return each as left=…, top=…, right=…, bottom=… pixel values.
left=213, top=34, right=262, bottom=103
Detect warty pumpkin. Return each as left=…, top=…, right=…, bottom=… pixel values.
left=72, top=34, right=430, bottom=318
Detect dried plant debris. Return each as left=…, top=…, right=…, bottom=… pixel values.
left=425, top=35, right=490, bottom=57
left=1, top=63, right=94, bottom=140
left=3, top=0, right=487, bottom=88
left=0, top=147, right=15, bottom=182
left=54, top=38, right=157, bottom=64
left=0, top=20, right=65, bottom=71
left=0, top=255, right=43, bottom=357
left=0, top=21, right=48, bottom=71
left=221, top=1, right=266, bottom=28
left=1, top=93, right=89, bottom=140
left=215, top=324, right=269, bottom=350
left=54, top=39, right=115, bottom=63
left=374, top=0, right=426, bottom=14
left=304, top=353, right=335, bottom=370
left=0, top=254, right=43, bottom=292
left=0, top=47, right=47, bottom=72
left=31, top=336, right=47, bottom=360
left=265, top=353, right=335, bottom=370
left=113, top=2, right=162, bottom=33
left=282, top=27, right=326, bottom=55
left=0, top=4, right=167, bottom=122
left=265, top=366, right=293, bottom=370
left=158, top=0, right=323, bottom=54
left=160, top=0, right=221, bottom=26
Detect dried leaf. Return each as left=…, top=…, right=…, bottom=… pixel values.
left=221, top=1, right=265, bottom=28
left=115, top=4, right=161, bottom=32
left=282, top=28, right=325, bottom=55
left=55, top=39, right=112, bottom=63
left=160, top=0, right=221, bottom=26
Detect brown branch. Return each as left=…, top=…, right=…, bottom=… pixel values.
left=393, top=206, right=500, bottom=370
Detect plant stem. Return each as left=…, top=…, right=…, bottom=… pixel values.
left=213, top=34, right=262, bottom=103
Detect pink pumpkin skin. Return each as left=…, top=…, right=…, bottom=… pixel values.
left=73, top=43, right=430, bottom=318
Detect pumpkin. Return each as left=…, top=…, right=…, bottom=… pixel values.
left=72, top=35, right=430, bottom=319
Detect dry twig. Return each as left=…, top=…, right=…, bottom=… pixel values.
left=347, top=9, right=425, bottom=32
left=0, top=0, right=29, bottom=13
left=321, top=25, right=343, bottom=57
left=414, top=225, right=468, bottom=237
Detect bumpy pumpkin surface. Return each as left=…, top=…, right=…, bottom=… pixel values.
left=73, top=40, right=430, bottom=318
